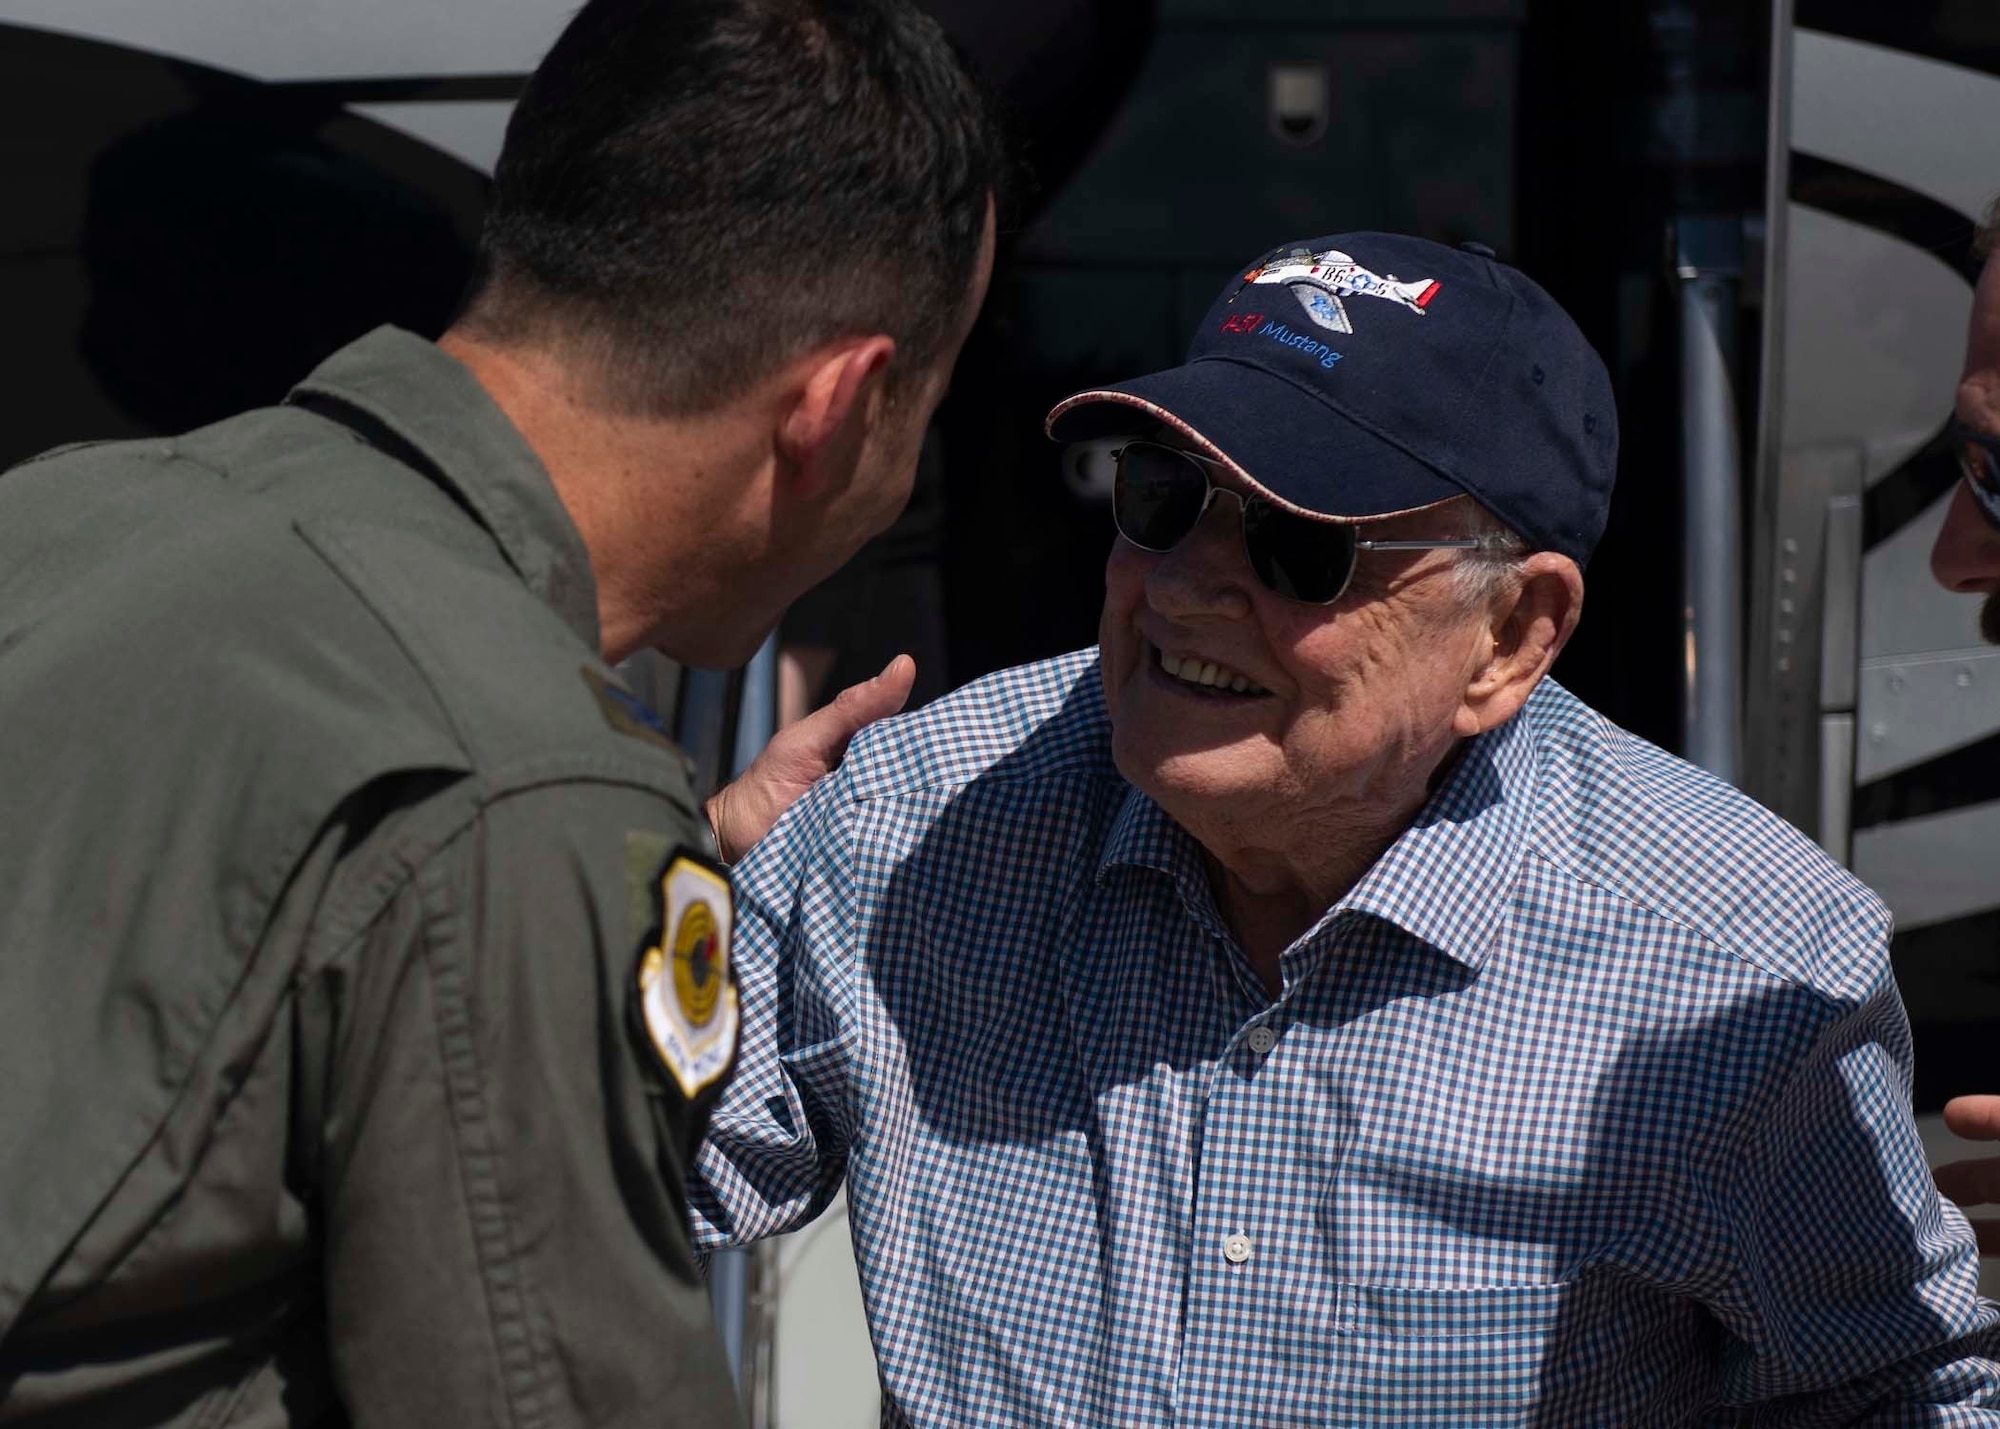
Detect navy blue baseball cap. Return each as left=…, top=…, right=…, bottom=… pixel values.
left=1046, top=233, right=1618, bottom=564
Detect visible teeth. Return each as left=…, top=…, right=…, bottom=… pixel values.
left=1156, top=646, right=1268, bottom=696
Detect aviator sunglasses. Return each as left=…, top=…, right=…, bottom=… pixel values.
left=1111, top=439, right=1489, bottom=604
left=1949, top=417, right=2000, bottom=530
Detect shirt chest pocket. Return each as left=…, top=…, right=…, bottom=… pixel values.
left=1329, top=1282, right=1567, bottom=1425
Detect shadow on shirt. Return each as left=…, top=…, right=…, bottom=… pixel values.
left=857, top=676, right=1976, bottom=1416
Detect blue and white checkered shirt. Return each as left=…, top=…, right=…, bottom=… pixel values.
left=693, top=650, right=1999, bottom=1426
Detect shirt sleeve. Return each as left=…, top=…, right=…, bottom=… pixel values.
left=1717, top=970, right=2000, bottom=1422
left=315, top=779, right=743, bottom=1429
left=688, top=768, right=858, bottom=1250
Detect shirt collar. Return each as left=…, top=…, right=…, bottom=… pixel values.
left=1096, top=784, right=1235, bottom=945
left=1335, top=704, right=1539, bottom=970
left=1095, top=699, right=1540, bottom=971
left=1099, top=783, right=1201, bottom=886
left=287, top=325, right=601, bottom=650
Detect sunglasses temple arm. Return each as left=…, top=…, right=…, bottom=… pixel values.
left=1351, top=538, right=1489, bottom=551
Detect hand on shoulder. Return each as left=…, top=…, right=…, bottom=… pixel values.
left=705, top=655, right=917, bottom=862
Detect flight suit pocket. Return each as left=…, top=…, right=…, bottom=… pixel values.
left=1330, top=1282, right=1566, bottom=1424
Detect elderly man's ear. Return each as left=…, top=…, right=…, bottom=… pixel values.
left=1453, top=553, right=1585, bottom=738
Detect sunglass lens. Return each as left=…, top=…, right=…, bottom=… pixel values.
left=1960, top=438, right=2000, bottom=493
left=1240, top=499, right=1358, bottom=603
left=1957, top=437, right=2000, bottom=530
left=1113, top=443, right=1209, bottom=552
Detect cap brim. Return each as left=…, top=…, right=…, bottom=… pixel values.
left=1045, top=358, right=1464, bottom=522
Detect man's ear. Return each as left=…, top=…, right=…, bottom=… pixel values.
left=775, top=335, right=897, bottom=497
left=1453, top=553, right=1584, bottom=737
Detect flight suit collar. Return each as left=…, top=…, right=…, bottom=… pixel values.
left=288, top=325, right=601, bottom=651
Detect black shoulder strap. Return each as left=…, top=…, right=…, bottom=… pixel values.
left=288, top=388, right=439, bottom=477
left=286, top=390, right=483, bottom=529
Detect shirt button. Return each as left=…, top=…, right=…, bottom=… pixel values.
left=1246, top=1026, right=1277, bottom=1056
left=1222, top=1234, right=1253, bottom=1265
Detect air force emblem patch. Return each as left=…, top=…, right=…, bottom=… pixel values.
left=635, top=852, right=738, bottom=1099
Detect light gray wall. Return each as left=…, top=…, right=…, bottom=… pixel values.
left=0, top=0, right=566, bottom=79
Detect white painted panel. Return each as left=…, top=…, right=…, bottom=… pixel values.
left=0, top=1, right=568, bottom=81
left=1851, top=800, right=2000, bottom=930
left=1856, top=648, right=2000, bottom=782
left=769, top=1192, right=880, bottom=1429
left=349, top=101, right=514, bottom=177
left=1778, top=208, right=1970, bottom=461
left=1794, top=30, right=2000, bottom=222
left=1859, top=487, right=1986, bottom=660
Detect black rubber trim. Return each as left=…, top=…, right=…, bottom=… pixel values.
left=1861, top=423, right=1961, bottom=552
left=1797, top=0, right=2000, bottom=80
left=1788, top=155, right=1978, bottom=550
left=1852, top=728, right=2000, bottom=829
left=1789, top=153, right=1982, bottom=282
left=267, top=74, right=530, bottom=104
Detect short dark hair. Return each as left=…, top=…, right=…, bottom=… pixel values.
left=463, top=0, right=1005, bottom=413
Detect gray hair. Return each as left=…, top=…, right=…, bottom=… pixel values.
left=1446, top=502, right=1533, bottom=610
left=1978, top=194, right=2000, bottom=261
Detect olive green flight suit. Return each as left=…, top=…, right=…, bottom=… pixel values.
left=0, top=327, right=743, bottom=1427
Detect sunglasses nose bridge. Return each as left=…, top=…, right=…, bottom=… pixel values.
left=1198, top=482, right=1245, bottom=531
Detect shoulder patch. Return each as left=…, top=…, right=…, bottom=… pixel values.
left=583, top=665, right=680, bottom=754
left=630, top=844, right=738, bottom=1100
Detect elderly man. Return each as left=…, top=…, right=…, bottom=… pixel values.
left=694, top=234, right=2000, bottom=1424
left=1927, top=202, right=2000, bottom=1254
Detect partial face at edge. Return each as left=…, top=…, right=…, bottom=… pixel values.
left=826, top=203, right=996, bottom=542
left=692, top=203, right=998, bottom=668
left=1931, top=255, right=2000, bottom=642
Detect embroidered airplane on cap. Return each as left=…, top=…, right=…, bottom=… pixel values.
left=1243, top=247, right=1441, bottom=335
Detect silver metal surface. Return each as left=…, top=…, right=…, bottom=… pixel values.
left=664, top=633, right=779, bottom=1400
left=1818, top=494, right=1861, bottom=711
left=1856, top=648, right=2000, bottom=783
left=1743, top=0, right=1796, bottom=824
left=1744, top=443, right=1865, bottom=838
left=711, top=632, right=782, bottom=1403
left=732, top=635, right=779, bottom=780
left=708, top=1250, right=754, bottom=1398
left=716, top=636, right=784, bottom=1400
left=1678, top=265, right=1744, bottom=784
left=1816, top=713, right=1853, bottom=865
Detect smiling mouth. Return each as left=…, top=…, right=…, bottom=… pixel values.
left=1152, top=643, right=1271, bottom=697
